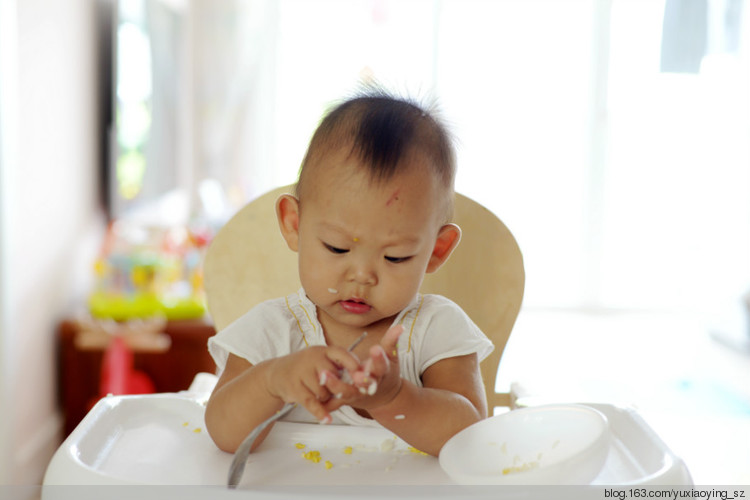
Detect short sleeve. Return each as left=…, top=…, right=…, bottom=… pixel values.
left=207, top=297, right=302, bottom=375
left=412, top=295, right=494, bottom=374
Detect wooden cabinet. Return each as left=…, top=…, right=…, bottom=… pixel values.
left=58, top=317, right=216, bottom=436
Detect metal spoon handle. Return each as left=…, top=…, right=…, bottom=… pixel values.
left=227, top=402, right=296, bottom=488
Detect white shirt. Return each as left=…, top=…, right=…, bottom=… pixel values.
left=208, top=288, right=493, bottom=427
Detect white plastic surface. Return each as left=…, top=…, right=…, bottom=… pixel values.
left=587, top=403, right=693, bottom=485
left=43, top=394, right=448, bottom=487
left=439, top=404, right=610, bottom=484
left=43, top=393, right=692, bottom=487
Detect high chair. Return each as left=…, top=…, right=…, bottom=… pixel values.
left=203, top=184, right=525, bottom=411
left=44, top=184, right=694, bottom=487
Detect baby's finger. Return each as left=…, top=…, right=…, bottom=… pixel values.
left=298, top=392, right=334, bottom=425
left=365, top=345, right=390, bottom=378
left=348, top=350, right=384, bottom=392
left=325, top=346, right=361, bottom=373
left=321, top=394, right=349, bottom=414
left=320, top=369, right=359, bottom=400
left=302, top=370, right=332, bottom=402
left=380, top=324, right=404, bottom=359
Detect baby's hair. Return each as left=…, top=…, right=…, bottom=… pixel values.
left=296, top=87, right=455, bottom=200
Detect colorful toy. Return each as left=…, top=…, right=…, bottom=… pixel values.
left=88, top=221, right=212, bottom=321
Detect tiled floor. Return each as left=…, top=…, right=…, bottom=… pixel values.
left=496, top=309, right=750, bottom=484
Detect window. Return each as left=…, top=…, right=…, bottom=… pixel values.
left=174, top=0, right=750, bottom=313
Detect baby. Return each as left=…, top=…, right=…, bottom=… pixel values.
left=205, top=89, right=493, bottom=457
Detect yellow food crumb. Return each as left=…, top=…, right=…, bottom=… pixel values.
left=324, top=460, right=333, bottom=470
left=502, top=461, right=539, bottom=475
left=407, top=446, right=428, bottom=456
left=343, top=446, right=353, bottom=454
left=302, top=450, right=322, bottom=463
left=182, top=422, right=189, bottom=427
left=295, top=443, right=306, bottom=449
left=193, top=428, right=202, bottom=433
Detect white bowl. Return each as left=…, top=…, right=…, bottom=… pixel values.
left=439, top=404, right=610, bottom=485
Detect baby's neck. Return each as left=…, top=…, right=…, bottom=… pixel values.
left=319, top=316, right=395, bottom=358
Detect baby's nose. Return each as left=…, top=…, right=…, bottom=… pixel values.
left=349, top=259, right=377, bottom=286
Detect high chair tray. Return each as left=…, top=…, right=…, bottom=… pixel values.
left=43, top=393, right=691, bottom=488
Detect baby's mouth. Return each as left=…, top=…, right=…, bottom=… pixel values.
left=339, top=298, right=372, bottom=314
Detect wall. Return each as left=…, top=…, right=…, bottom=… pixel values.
left=0, top=0, right=104, bottom=484
left=0, top=0, right=19, bottom=487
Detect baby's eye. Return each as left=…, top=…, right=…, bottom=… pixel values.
left=324, top=243, right=349, bottom=254
left=385, top=255, right=412, bottom=264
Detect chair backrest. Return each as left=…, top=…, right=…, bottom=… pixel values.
left=203, top=184, right=525, bottom=410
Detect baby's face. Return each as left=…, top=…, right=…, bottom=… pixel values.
left=296, top=151, right=450, bottom=334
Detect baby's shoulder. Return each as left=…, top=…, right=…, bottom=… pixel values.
left=418, top=293, right=465, bottom=312
left=227, top=293, right=300, bottom=328
left=412, top=294, right=473, bottom=323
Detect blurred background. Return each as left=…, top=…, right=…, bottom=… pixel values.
left=0, top=0, right=748, bottom=486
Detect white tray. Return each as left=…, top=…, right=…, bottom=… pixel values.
left=43, top=393, right=692, bottom=488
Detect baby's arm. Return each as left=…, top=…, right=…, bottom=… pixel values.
left=368, top=352, right=487, bottom=456
left=204, top=346, right=360, bottom=453
left=321, top=325, right=487, bottom=456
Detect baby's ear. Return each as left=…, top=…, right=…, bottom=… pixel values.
left=276, top=194, right=301, bottom=252
left=426, top=223, right=461, bottom=273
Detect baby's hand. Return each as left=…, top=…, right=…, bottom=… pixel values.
left=265, top=345, right=360, bottom=423
left=321, top=324, right=404, bottom=411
